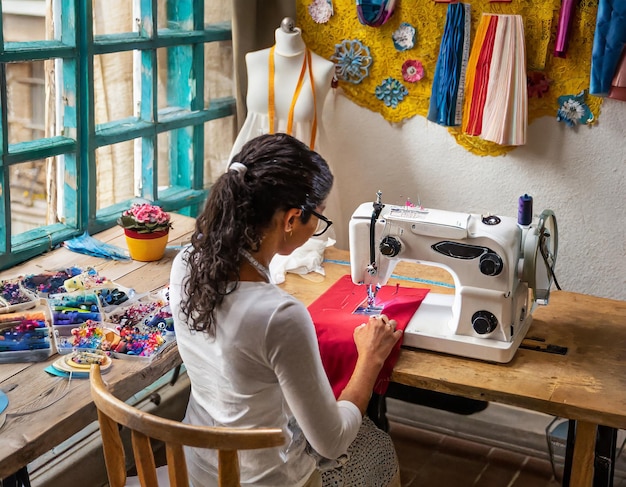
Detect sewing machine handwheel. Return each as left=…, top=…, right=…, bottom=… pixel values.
left=522, top=210, right=558, bottom=305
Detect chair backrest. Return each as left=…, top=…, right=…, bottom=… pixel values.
left=90, top=364, right=286, bottom=487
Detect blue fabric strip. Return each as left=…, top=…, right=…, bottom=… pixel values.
left=323, top=259, right=454, bottom=289
left=590, top=0, right=626, bottom=95
left=428, top=3, right=469, bottom=126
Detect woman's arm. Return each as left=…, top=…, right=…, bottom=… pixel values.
left=266, top=300, right=401, bottom=458
left=338, top=315, right=402, bottom=415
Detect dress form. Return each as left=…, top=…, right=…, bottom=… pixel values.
left=230, top=20, right=343, bottom=254
left=229, top=20, right=335, bottom=160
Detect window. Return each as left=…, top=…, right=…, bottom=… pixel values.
left=0, top=0, right=235, bottom=269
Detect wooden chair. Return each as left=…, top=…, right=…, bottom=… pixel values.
left=90, top=364, right=286, bottom=487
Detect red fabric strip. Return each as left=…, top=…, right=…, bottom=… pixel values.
left=466, top=15, right=498, bottom=136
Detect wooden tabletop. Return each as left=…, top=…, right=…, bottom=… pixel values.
left=1, top=222, right=624, bottom=483
left=285, top=247, right=626, bottom=431
left=287, top=247, right=625, bottom=487
left=0, top=213, right=195, bottom=479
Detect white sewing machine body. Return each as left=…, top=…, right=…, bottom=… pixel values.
left=349, top=201, right=557, bottom=363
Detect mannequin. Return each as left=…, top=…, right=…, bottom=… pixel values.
left=229, top=19, right=344, bottom=250
left=229, top=18, right=335, bottom=159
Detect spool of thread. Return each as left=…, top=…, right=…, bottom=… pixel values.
left=518, top=194, right=533, bottom=226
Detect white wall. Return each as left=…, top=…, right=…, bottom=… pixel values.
left=321, top=92, right=626, bottom=301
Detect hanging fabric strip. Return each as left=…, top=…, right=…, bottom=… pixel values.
left=463, top=14, right=498, bottom=136
left=427, top=2, right=471, bottom=127
left=467, top=16, right=498, bottom=135
left=267, top=46, right=318, bottom=149
left=608, top=47, right=626, bottom=101
left=356, top=0, right=397, bottom=27
left=461, top=14, right=528, bottom=145
left=479, top=15, right=527, bottom=146
left=305, top=50, right=319, bottom=150
left=461, top=17, right=485, bottom=131
left=480, top=15, right=514, bottom=143
left=268, top=46, right=277, bottom=135
left=455, top=5, right=472, bottom=124
left=589, top=0, right=626, bottom=96
left=554, top=0, right=576, bottom=58
left=286, top=52, right=310, bottom=135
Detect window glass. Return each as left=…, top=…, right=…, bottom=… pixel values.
left=9, top=159, right=49, bottom=233
left=5, top=62, right=46, bottom=144
left=95, top=140, right=135, bottom=209
left=93, top=0, right=133, bottom=35
left=0, top=0, right=234, bottom=269
left=94, top=52, right=135, bottom=125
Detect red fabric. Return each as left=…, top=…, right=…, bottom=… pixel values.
left=308, top=275, right=429, bottom=398
left=466, top=15, right=498, bottom=136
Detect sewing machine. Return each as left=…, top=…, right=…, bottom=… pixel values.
left=349, top=194, right=558, bottom=363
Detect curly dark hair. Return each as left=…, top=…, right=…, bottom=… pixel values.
left=180, top=133, right=334, bottom=335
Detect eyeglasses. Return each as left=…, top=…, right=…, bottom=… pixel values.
left=306, top=208, right=333, bottom=237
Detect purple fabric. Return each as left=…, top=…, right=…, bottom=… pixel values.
left=554, top=0, right=576, bottom=57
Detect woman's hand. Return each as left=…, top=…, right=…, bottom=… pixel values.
left=338, top=314, right=403, bottom=414
left=353, top=314, right=403, bottom=367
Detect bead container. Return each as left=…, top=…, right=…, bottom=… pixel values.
left=0, top=307, right=53, bottom=363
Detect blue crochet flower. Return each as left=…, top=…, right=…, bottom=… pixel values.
left=331, top=39, right=372, bottom=84
left=392, top=22, right=416, bottom=51
left=375, top=77, right=408, bottom=108
left=556, top=90, right=594, bottom=128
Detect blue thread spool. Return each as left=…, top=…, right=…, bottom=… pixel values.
left=518, top=194, right=533, bottom=226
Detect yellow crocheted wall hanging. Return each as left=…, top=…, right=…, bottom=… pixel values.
left=297, top=0, right=602, bottom=156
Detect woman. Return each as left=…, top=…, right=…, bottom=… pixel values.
left=170, top=133, right=403, bottom=486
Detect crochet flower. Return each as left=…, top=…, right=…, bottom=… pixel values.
left=308, top=0, right=333, bottom=24
left=375, top=77, right=408, bottom=108
left=556, top=91, right=594, bottom=127
left=392, top=23, right=416, bottom=51
left=527, top=71, right=551, bottom=98
left=402, top=59, right=424, bottom=83
left=331, top=39, right=373, bottom=84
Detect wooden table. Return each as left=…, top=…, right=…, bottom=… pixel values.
left=282, top=247, right=626, bottom=487
left=0, top=213, right=195, bottom=479
left=1, top=230, right=624, bottom=487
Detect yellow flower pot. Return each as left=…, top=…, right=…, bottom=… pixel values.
left=124, top=229, right=169, bottom=262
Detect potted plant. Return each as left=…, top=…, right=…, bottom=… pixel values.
left=117, top=202, right=173, bottom=261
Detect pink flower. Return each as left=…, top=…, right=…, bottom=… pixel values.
left=527, top=71, right=551, bottom=98
left=308, top=0, right=333, bottom=24
left=118, top=203, right=172, bottom=233
left=402, top=59, right=424, bottom=83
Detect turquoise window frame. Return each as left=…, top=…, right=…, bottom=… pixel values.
left=0, top=0, right=235, bottom=270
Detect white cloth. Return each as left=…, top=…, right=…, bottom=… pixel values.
left=269, top=235, right=335, bottom=284
left=169, top=249, right=362, bottom=487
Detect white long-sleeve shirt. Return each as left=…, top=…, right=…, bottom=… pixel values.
left=169, top=250, right=361, bottom=486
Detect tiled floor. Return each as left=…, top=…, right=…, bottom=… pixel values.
left=388, top=401, right=626, bottom=487
left=389, top=420, right=626, bottom=487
